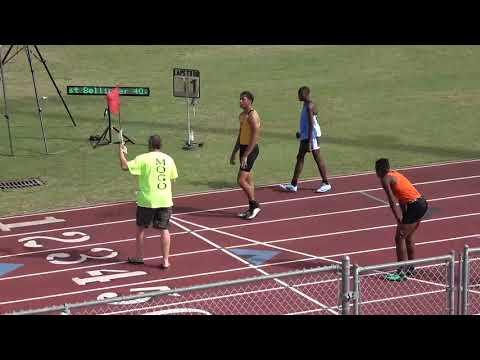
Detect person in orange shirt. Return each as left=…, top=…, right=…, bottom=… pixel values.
left=375, top=158, right=429, bottom=281
left=230, top=91, right=262, bottom=220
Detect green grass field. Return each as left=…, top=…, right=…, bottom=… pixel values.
left=1, top=45, right=479, bottom=217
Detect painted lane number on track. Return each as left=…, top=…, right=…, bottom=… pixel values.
left=97, top=286, right=180, bottom=305
left=47, top=248, right=118, bottom=265
left=0, top=216, right=65, bottom=232
left=72, top=269, right=147, bottom=286
left=96, top=287, right=212, bottom=315
left=18, top=232, right=90, bottom=248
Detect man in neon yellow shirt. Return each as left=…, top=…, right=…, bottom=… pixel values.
left=119, top=135, right=178, bottom=269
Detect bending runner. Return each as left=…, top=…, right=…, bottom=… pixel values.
left=375, top=158, right=429, bottom=281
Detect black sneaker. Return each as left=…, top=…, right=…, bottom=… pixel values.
left=405, top=266, right=416, bottom=277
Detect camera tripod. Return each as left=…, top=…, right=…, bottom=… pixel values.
left=0, top=45, right=76, bottom=155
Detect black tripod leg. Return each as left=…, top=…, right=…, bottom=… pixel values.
left=26, top=46, right=48, bottom=154
left=1, top=45, right=13, bottom=65
left=93, top=108, right=113, bottom=148
left=93, top=126, right=110, bottom=148
left=0, top=46, right=14, bottom=156
left=33, top=46, right=77, bottom=127
left=112, top=126, right=135, bottom=144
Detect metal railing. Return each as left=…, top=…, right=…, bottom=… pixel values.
left=9, top=261, right=346, bottom=315
left=460, top=246, right=480, bottom=315
left=16, top=249, right=480, bottom=316
left=352, top=253, right=455, bottom=315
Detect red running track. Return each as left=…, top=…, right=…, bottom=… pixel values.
left=1, top=159, right=480, bottom=314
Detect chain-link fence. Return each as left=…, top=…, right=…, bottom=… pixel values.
left=10, top=252, right=468, bottom=315
left=460, top=246, right=480, bottom=315
left=9, top=262, right=346, bottom=315
left=352, top=253, right=455, bottom=315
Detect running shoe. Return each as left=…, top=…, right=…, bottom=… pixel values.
left=315, top=183, right=332, bottom=193
left=238, top=210, right=249, bottom=218
left=279, top=184, right=298, bottom=192
left=244, top=207, right=261, bottom=220
left=385, top=271, right=407, bottom=282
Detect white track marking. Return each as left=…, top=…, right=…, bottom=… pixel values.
left=0, top=232, right=476, bottom=307
left=173, top=158, right=480, bottom=197
left=359, top=191, right=389, bottom=205
left=0, top=218, right=145, bottom=239
left=2, top=189, right=479, bottom=263
left=3, top=231, right=478, bottom=283
left=318, top=234, right=480, bottom=260
left=169, top=219, right=338, bottom=314
left=356, top=289, right=446, bottom=306
left=172, top=216, right=340, bottom=264
left=173, top=175, right=480, bottom=216
left=0, top=248, right=216, bottom=282
left=102, top=285, right=319, bottom=315
left=0, top=201, right=134, bottom=221
left=1, top=192, right=480, bottom=263
left=2, top=158, right=478, bottom=221
left=4, top=229, right=476, bottom=309
left=1, top=174, right=479, bottom=241
left=244, top=211, right=480, bottom=245
left=2, top=160, right=480, bottom=310
left=1, top=158, right=479, bottom=222
left=0, top=216, right=65, bottom=232
left=192, top=192, right=480, bottom=233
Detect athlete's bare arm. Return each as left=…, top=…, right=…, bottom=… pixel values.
left=381, top=175, right=401, bottom=223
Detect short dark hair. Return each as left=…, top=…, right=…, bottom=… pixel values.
left=148, top=135, right=162, bottom=150
left=240, top=91, right=254, bottom=103
left=298, top=86, right=310, bottom=96
left=375, top=158, right=390, bottom=174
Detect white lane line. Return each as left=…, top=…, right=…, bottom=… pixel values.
left=1, top=232, right=477, bottom=307
left=0, top=216, right=65, bottom=232
left=0, top=218, right=146, bottom=240
left=171, top=216, right=340, bottom=264
left=169, top=219, right=338, bottom=315
left=102, top=286, right=295, bottom=315
left=2, top=191, right=480, bottom=261
left=3, top=226, right=479, bottom=284
left=357, top=289, right=446, bottom=307
left=174, top=158, right=480, bottom=197
left=2, top=174, right=479, bottom=241
left=173, top=175, right=480, bottom=216
left=241, top=211, right=480, bottom=245
left=0, top=230, right=190, bottom=259
left=3, top=158, right=478, bottom=221
left=360, top=191, right=389, bottom=205
left=0, top=201, right=134, bottom=221
left=180, top=192, right=480, bottom=233
left=0, top=248, right=217, bottom=282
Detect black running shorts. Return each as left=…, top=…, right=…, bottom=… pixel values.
left=402, top=197, right=428, bottom=224
left=239, top=144, right=259, bottom=172
left=136, top=206, right=172, bottom=229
